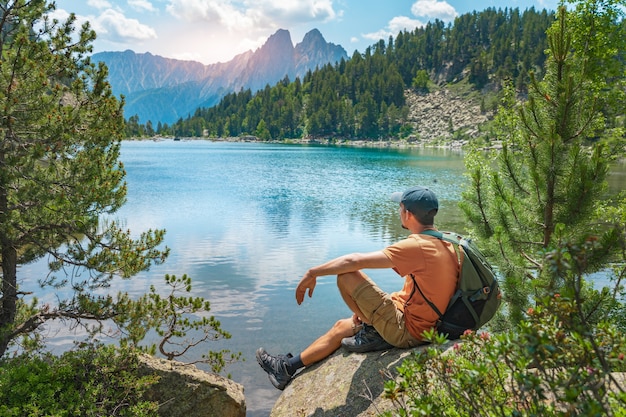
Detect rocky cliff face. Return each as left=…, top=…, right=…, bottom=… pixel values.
left=405, top=88, right=493, bottom=144
left=93, top=29, right=347, bottom=125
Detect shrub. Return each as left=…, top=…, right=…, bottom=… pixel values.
left=0, top=345, right=159, bottom=417
left=382, top=250, right=626, bottom=417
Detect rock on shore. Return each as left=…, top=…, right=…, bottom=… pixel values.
left=138, top=355, right=246, bottom=417
left=270, top=343, right=453, bottom=417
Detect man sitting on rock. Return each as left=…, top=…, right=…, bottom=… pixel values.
left=256, top=186, right=458, bottom=390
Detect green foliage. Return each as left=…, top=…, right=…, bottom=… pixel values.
left=255, top=118, right=271, bottom=140
left=412, top=70, right=430, bottom=92
left=0, top=3, right=239, bottom=383
left=0, top=345, right=159, bottom=417
left=383, top=263, right=626, bottom=416
left=0, top=0, right=172, bottom=356
left=116, top=274, right=242, bottom=374
left=459, top=1, right=626, bottom=325
left=126, top=114, right=146, bottom=137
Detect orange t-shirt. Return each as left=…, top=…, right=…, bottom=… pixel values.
left=382, top=233, right=459, bottom=340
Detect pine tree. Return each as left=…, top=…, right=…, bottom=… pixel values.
left=460, top=1, right=626, bottom=324
left=0, top=1, right=168, bottom=356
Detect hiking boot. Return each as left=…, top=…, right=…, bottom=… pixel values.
left=341, top=323, right=394, bottom=353
left=256, top=347, right=294, bottom=390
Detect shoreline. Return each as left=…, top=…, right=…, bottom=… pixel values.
left=131, top=136, right=626, bottom=163
left=135, top=135, right=482, bottom=151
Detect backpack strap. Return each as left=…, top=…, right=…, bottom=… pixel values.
left=406, top=230, right=462, bottom=319
left=419, top=229, right=443, bottom=239
left=420, top=229, right=463, bottom=268
left=410, top=273, right=444, bottom=318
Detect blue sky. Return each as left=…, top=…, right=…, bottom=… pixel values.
left=51, top=0, right=559, bottom=65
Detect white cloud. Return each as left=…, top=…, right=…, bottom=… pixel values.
left=48, top=8, right=71, bottom=22
left=237, top=34, right=271, bottom=53
left=411, top=0, right=457, bottom=21
left=165, top=0, right=339, bottom=31
left=361, top=1, right=455, bottom=48
left=257, top=0, right=337, bottom=22
left=166, top=0, right=254, bottom=30
left=361, top=28, right=390, bottom=42
left=388, top=15, right=424, bottom=32
left=53, top=3, right=157, bottom=45
left=362, top=15, right=425, bottom=42
left=128, top=0, right=157, bottom=13
left=94, top=9, right=158, bottom=42
left=87, top=0, right=112, bottom=9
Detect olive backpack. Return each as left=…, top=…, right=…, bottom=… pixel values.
left=411, top=230, right=502, bottom=339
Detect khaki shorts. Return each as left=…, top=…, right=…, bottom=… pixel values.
left=352, top=275, right=422, bottom=348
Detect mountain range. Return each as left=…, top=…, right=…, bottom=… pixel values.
left=93, top=29, right=347, bottom=125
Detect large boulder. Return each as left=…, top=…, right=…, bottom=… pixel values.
left=138, top=355, right=246, bottom=417
left=270, top=343, right=453, bottom=417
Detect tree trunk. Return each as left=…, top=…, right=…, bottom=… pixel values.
left=0, top=240, right=18, bottom=357
left=0, top=143, right=18, bottom=356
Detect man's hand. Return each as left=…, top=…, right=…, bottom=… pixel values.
left=295, top=270, right=317, bottom=305
left=294, top=251, right=392, bottom=305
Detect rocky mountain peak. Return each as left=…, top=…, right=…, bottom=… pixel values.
left=94, top=28, right=347, bottom=124
left=295, top=29, right=346, bottom=74
left=263, top=28, right=294, bottom=52
left=300, top=28, right=325, bottom=46
left=242, top=29, right=296, bottom=90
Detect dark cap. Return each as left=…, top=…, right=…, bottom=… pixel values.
left=390, top=186, right=438, bottom=215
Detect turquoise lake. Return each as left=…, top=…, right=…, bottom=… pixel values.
left=19, top=139, right=626, bottom=416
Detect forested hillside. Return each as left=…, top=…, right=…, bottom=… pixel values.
left=127, top=7, right=556, bottom=140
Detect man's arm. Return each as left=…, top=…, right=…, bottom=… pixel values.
left=296, top=251, right=393, bottom=304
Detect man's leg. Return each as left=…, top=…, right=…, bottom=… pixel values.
left=257, top=317, right=355, bottom=390
left=336, top=270, right=372, bottom=323
left=277, top=271, right=373, bottom=368
left=336, top=271, right=396, bottom=352
left=300, top=317, right=354, bottom=365
left=257, top=271, right=376, bottom=390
